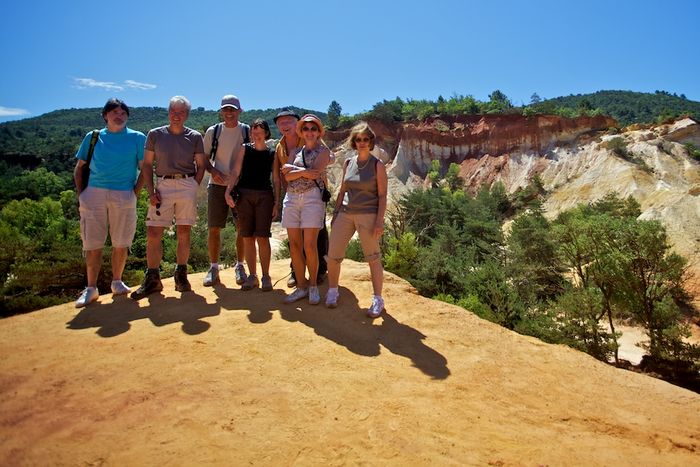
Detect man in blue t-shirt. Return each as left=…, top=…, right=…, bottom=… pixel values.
left=73, top=98, right=145, bottom=308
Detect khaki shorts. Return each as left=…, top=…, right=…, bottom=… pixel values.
left=146, top=177, right=199, bottom=227
left=281, top=189, right=325, bottom=229
left=79, top=186, right=137, bottom=251
left=328, top=210, right=381, bottom=263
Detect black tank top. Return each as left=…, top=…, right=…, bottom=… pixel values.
left=237, top=143, right=274, bottom=191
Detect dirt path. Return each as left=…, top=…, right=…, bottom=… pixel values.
left=1, top=260, right=699, bottom=466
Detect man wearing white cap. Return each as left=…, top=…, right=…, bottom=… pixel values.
left=202, top=95, right=251, bottom=286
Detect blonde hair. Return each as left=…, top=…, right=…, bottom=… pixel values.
left=346, top=121, right=376, bottom=150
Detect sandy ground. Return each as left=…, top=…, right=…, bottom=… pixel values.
left=1, top=260, right=699, bottom=466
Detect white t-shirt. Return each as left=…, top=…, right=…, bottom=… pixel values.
left=203, top=123, right=248, bottom=186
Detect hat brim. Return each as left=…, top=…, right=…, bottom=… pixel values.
left=274, top=112, right=301, bottom=123
left=220, top=104, right=240, bottom=110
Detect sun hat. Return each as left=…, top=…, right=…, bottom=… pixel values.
left=295, top=114, right=325, bottom=138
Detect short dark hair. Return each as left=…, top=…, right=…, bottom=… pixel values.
left=251, top=118, right=271, bottom=139
left=101, top=98, right=129, bottom=122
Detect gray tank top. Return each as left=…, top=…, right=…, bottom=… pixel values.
left=342, top=155, right=379, bottom=214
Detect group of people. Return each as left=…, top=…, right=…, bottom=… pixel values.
left=74, top=95, right=388, bottom=318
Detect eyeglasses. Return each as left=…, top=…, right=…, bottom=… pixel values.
left=301, top=126, right=319, bottom=132
left=354, top=137, right=371, bottom=143
left=155, top=203, right=161, bottom=216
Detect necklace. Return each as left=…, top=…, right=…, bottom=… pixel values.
left=357, top=155, right=371, bottom=170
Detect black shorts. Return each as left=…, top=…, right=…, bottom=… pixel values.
left=207, top=184, right=237, bottom=228
left=237, top=189, right=274, bottom=237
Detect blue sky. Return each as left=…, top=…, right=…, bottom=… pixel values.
left=1, top=0, right=698, bottom=122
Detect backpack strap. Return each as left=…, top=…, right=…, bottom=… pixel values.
left=209, top=123, right=223, bottom=162
left=86, top=129, right=100, bottom=167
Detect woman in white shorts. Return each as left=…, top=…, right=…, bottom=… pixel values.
left=281, top=114, right=331, bottom=305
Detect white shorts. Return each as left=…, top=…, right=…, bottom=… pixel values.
left=79, top=186, right=137, bottom=251
left=146, top=177, right=199, bottom=227
left=281, top=189, right=325, bottom=229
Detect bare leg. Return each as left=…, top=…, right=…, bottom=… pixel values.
left=236, top=219, right=245, bottom=263
left=85, top=249, right=102, bottom=288
left=111, top=247, right=129, bottom=281
left=257, top=237, right=271, bottom=277
left=146, top=226, right=165, bottom=269
left=176, top=225, right=192, bottom=265
left=243, top=237, right=257, bottom=276
left=207, top=226, right=222, bottom=263
left=287, top=228, right=307, bottom=289
left=303, top=228, right=320, bottom=286
left=369, top=260, right=384, bottom=296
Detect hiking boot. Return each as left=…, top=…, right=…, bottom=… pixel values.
left=234, top=263, right=247, bottom=285
left=284, top=287, right=308, bottom=304
left=367, top=295, right=385, bottom=318
left=287, top=270, right=297, bottom=288
left=203, top=266, right=220, bottom=287
left=261, top=275, right=273, bottom=292
left=308, top=286, right=321, bottom=305
left=325, top=288, right=339, bottom=308
left=75, top=287, right=99, bottom=308
left=131, top=269, right=163, bottom=300
left=111, top=280, right=131, bottom=296
left=174, top=264, right=191, bottom=292
left=241, top=274, right=259, bottom=291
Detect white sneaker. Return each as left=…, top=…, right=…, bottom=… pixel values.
left=367, top=295, right=385, bottom=318
left=111, top=280, right=131, bottom=295
left=75, top=287, right=99, bottom=308
left=309, top=286, right=320, bottom=305
left=325, top=288, right=339, bottom=308
left=284, top=287, right=308, bottom=304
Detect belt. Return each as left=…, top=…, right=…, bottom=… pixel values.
left=159, top=173, right=196, bottom=179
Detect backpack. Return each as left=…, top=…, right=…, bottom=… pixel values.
left=210, top=122, right=250, bottom=161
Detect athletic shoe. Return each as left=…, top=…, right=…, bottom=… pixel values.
left=261, top=275, right=273, bottom=292
left=174, top=265, right=191, bottom=292
left=325, top=288, right=339, bottom=308
left=367, top=295, right=385, bottom=318
left=203, top=266, right=220, bottom=286
left=234, top=263, right=247, bottom=285
left=287, top=271, right=297, bottom=288
left=242, top=274, right=259, bottom=291
left=131, top=269, right=163, bottom=300
left=110, top=280, right=131, bottom=295
left=284, top=287, right=308, bottom=304
left=75, top=287, right=99, bottom=308
left=308, top=286, right=320, bottom=305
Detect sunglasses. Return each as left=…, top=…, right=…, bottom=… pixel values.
left=301, top=126, right=319, bottom=132
left=156, top=203, right=161, bottom=216
left=354, top=137, right=371, bottom=143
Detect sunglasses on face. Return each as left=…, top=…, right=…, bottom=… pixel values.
left=354, top=137, right=371, bottom=143
left=301, top=126, right=319, bottom=132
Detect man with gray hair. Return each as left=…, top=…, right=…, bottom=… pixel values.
left=132, top=96, right=206, bottom=299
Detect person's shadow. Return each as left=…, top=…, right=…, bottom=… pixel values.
left=212, top=283, right=286, bottom=324
left=67, top=294, right=149, bottom=337
left=145, top=291, right=220, bottom=335
left=279, top=287, right=450, bottom=379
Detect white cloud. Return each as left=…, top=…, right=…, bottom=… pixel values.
left=73, top=78, right=124, bottom=91
left=124, top=80, right=157, bottom=90
left=0, top=106, right=30, bottom=117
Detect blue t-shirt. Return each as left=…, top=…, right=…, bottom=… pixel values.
left=75, top=127, right=146, bottom=190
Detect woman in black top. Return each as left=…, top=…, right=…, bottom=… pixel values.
left=225, top=119, right=280, bottom=291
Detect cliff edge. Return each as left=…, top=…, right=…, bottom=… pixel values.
left=1, top=260, right=699, bottom=465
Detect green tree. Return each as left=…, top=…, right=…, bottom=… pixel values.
left=327, top=100, right=342, bottom=129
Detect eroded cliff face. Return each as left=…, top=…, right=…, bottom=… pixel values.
left=325, top=116, right=700, bottom=300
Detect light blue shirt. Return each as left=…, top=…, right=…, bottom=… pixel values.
left=76, top=127, right=145, bottom=190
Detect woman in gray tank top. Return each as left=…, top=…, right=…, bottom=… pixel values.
left=325, top=122, right=388, bottom=317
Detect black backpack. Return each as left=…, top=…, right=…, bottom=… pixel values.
left=210, top=122, right=250, bottom=161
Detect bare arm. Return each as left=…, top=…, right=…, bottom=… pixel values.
left=74, top=159, right=86, bottom=194
left=194, top=152, right=207, bottom=184
left=133, top=160, right=145, bottom=194
left=374, top=160, right=388, bottom=238
left=332, top=159, right=349, bottom=224
left=224, top=145, right=245, bottom=208
left=142, top=149, right=159, bottom=205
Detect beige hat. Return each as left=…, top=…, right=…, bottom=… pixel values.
left=295, top=114, right=325, bottom=138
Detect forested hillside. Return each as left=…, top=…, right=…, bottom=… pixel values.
left=0, top=106, right=326, bottom=157
left=538, top=90, right=700, bottom=126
